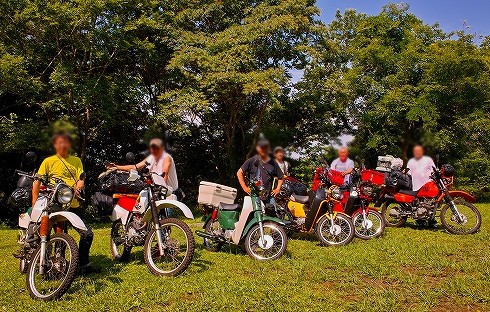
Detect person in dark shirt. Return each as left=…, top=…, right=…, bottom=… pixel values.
left=237, top=137, right=284, bottom=204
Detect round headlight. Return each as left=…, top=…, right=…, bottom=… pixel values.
left=331, top=186, right=343, bottom=200
left=57, top=185, right=74, bottom=204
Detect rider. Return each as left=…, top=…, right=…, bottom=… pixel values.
left=237, top=137, right=284, bottom=204
left=406, top=145, right=436, bottom=191
left=273, top=146, right=291, bottom=176
left=31, top=132, right=97, bottom=274
left=330, top=147, right=355, bottom=184
left=108, top=138, right=180, bottom=197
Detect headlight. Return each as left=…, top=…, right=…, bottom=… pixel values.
left=331, top=186, right=343, bottom=200
left=57, top=185, right=73, bottom=204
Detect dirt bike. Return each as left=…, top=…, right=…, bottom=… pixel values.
left=272, top=166, right=355, bottom=246
left=108, top=153, right=195, bottom=276
left=378, top=164, right=481, bottom=234
left=335, top=158, right=386, bottom=240
left=196, top=159, right=288, bottom=260
left=13, top=152, right=86, bottom=300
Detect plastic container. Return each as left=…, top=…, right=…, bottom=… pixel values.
left=361, top=170, right=385, bottom=186
left=198, top=181, right=237, bottom=207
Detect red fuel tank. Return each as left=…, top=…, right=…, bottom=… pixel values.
left=416, top=181, right=440, bottom=198
left=394, top=193, right=415, bottom=203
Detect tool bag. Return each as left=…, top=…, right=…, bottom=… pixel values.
left=8, top=174, right=34, bottom=212
left=98, top=169, right=146, bottom=194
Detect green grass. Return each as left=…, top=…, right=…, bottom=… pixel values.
left=1, top=205, right=489, bottom=312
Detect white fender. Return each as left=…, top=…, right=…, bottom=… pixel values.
left=110, top=205, right=130, bottom=224
left=50, top=211, right=88, bottom=232
left=155, top=199, right=194, bottom=219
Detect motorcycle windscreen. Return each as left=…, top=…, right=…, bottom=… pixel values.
left=304, top=189, right=327, bottom=231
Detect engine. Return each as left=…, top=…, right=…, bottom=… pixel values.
left=127, top=216, right=147, bottom=246
left=413, top=198, right=437, bottom=219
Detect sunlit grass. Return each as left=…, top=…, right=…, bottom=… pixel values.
left=1, top=204, right=489, bottom=311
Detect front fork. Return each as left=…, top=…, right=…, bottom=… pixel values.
left=38, top=212, right=50, bottom=275
left=253, top=196, right=266, bottom=242
left=149, top=188, right=165, bottom=256
left=443, top=189, right=464, bottom=223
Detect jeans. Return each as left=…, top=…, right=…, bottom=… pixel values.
left=67, top=208, right=93, bottom=267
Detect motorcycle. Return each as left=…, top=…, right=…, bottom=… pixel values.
left=378, top=164, right=481, bottom=234
left=335, top=158, right=386, bottom=240
left=196, top=159, right=288, bottom=261
left=13, top=152, right=86, bottom=301
left=273, top=165, right=355, bottom=246
left=108, top=152, right=195, bottom=276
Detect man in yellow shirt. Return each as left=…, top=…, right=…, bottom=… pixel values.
left=32, top=132, right=97, bottom=274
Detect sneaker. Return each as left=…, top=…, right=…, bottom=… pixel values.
left=79, top=263, right=102, bottom=275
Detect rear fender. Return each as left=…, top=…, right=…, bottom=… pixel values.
left=354, top=206, right=379, bottom=215
left=439, top=190, right=476, bottom=203
left=240, top=216, right=285, bottom=242
left=49, top=211, right=88, bottom=232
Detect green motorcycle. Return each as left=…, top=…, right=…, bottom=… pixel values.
left=196, top=163, right=288, bottom=261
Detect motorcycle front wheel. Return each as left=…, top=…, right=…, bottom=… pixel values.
left=144, top=218, right=195, bottom=276
left=316, top=213, right=355, bottom=246
left=352, top=210, right=385, bottom=240
left=440, top=199, right=481, bottom=235
left=244, top=222, right=287, bottom=261
left=26, top=233, right=79, bottom=301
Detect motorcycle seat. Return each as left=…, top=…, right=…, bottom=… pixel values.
left=291, top=194, right=309, bottom=204
left=399, top=189, right=418, bottom=196
left=219, top=203, right=241, bottom=211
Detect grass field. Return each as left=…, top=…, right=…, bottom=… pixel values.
left=1, top=205, right=489, bottom=312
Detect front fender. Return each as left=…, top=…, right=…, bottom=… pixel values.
left=155, top=199, right=194, bottom=219
left=439, top=190, right=477, bottom=203
left=50, top=211, right=88, bottom=232
left=240, top=216, right=285, bottom=241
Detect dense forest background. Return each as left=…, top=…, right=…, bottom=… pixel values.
left=1, top=1, right=489, bottom=221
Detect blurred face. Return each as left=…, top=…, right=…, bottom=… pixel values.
left=53, top=137, right=71, bottom=157
left=275, top=150, right=284, bottom=161
left=256, top=145, right=270, bottom=159
left=413, top=146, right=424, bottom=160
left=149, top=144, right=164, bottom=157
left=338, top=148, right=349, bottom=162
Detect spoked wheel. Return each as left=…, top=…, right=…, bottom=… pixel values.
left=316, top=213, right=355, bottom=246
left=381, top=202, right=407, bottom=227
left=352, top=209, right=385, bottom=240
left=144, top=218, right=195, bottom=276
left=110, top=221, right=132, bottom=261
left=26, top=233, right=79, bottom=301
left=203, top=219, right=224, bottom=252
left=440, top=199, right=481, bottom=235
left=244, top=222, right=287, bottom=261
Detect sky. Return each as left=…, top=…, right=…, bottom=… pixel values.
left=309, top=0, right=490, bottom=147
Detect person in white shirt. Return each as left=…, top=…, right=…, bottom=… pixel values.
left=108, top=138, right=179, bottom=192
left=330, top=147, right=355, bottom=184
left=273, top=146, right=291, bottom=176
left=406, top=145, right=435, bottom=191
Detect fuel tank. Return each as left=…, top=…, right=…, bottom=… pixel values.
left=394, top=193, right=415, bottom=203
left=416, top=181, right=439, bottom=198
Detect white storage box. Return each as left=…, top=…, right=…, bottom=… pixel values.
left=198, top=181, right=237, bottom=207
left=376, top=155, right=403, bottom=172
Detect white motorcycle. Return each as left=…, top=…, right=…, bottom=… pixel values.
left=108, top=153, right=195, bottom=276
left=14, top=153, right=87, bottom=301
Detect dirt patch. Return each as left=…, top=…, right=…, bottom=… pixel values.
left=431, top=298, right=486, bottom=312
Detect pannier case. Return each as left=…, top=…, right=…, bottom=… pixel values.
left=198, top=181, right=237, bottom=207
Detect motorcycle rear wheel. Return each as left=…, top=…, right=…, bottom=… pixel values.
left=316, top=213, right=355, bottom=246
left=381, top=202, right=407, bottom=227
left=110, top=220, right=132, bottom=262
left=203, top=219, right=224, bottom=252
left=352, top=210, right=385, bottom=240
left=440, top=199, right=481, bottom=235
left=26, top=233, right=79, bottom=301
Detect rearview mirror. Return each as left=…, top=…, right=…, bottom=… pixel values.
left=25, top=151, right=37, bottom=163
left=126, top=152, right=135, bottom=164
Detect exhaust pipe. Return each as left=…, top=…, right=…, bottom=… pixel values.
left=195, top=230, right=226, bottom=242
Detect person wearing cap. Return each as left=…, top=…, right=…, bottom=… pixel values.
left=108, top=138, right=179, bottom=192
left=237, top=137, right=284, bottom=203
left=273, top=146, right=291, bottom=176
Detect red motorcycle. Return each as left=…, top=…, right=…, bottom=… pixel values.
left=378, top=164, right=481, bottom=235
left=313, top=161, right=386, bottom=239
